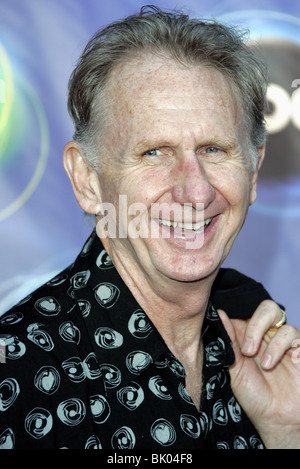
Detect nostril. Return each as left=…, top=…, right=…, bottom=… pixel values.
left=171, top=172, right=215, bottom=208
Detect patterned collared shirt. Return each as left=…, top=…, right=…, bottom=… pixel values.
left=0, top=231, right=265, bottom=449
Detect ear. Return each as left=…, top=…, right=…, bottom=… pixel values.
left=63, top=141, right=102, bottom=215
left=249, top=145, right=265, bottom=206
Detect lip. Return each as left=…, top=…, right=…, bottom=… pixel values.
left=158, top=218, right=212, bottom=232
left=151, top=215, right=217, bottom=242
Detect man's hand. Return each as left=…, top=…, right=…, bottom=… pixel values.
left=218, top=300, right=300, bottom=449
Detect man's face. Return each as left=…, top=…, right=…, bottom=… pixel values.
left=94, top=55, right=260, bottom=285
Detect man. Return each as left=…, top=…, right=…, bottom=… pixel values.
left=1, top=6, right=300, bottom=449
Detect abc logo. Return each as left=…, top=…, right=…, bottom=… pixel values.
left=266, top=80, right=300, bottom=134
left=257, top=40, right=300, bottom=179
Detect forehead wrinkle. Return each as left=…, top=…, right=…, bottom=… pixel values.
left=102, top=55, right=246, bottom=155
left=126, top=98, right=242, bottom=154
left=108, top=55, right=220, bottom=102
left=107, top=54, right=236, bottom=112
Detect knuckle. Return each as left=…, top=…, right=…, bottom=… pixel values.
left=281, top=324, right=296, bottom=336
left=257, top=299, right=278, bottom=317
left=268, top=339, right=282, bottom=353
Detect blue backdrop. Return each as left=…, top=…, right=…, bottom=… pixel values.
left=0, top=0, right=299, bottom=327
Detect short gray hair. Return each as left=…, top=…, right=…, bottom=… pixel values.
left=67, top=5, right=268, bottom=169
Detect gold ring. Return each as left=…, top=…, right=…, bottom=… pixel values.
left=273, top=309, right=287, bottom=329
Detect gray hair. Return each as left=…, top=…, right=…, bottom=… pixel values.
left=67, top=5, right=268, bottom=170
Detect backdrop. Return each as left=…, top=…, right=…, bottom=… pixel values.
left=0, top=0, right=299, bottom=327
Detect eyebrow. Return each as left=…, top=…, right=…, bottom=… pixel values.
left=134, top=136, right=240, bottom=154
left=196, top=137, right=239, bottom=150
left=134, top=139, right=173, bottom=154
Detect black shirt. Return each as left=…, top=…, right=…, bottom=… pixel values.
left=0, top=231, right=270, bottom=449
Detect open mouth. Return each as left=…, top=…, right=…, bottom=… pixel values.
left=158, top=217, right=213, bottom=234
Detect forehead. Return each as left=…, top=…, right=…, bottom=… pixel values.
left=110, top=55, right=236, bottom=102
left=103, top=54, right=242, bottom=143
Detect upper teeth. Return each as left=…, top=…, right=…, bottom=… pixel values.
left=159, top=218, right=212, bottom=230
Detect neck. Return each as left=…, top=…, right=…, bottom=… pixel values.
left=102, top=239, right=216, bottom=357
left=101, top=236, right=215, bottom=412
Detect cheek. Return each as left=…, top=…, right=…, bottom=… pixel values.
left=120, top=168, right=170, bottom=206
left=99, top=176, right=118, bottom=204
left=208, top=165, right=251, bottom=208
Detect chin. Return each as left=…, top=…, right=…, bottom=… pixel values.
left=156, top=256, right=220, bottom=284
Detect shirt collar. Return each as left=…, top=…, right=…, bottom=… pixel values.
left=69, top=231, right=235, bottom=393
left=69, top=231, right=167, bottom=392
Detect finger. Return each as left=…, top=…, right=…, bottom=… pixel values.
left=260, top=324, right=300, bottom=370
left=217, top=309, right=242, bottom=363
left=241, top=300, right=285, bottom=356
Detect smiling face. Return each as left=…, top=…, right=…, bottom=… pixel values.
left=86, top=54, right=263, bottom=287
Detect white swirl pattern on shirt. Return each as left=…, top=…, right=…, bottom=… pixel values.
left=0, top=231, right=265, bottom=449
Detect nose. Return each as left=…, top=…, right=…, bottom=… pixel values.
left=171, top=153, right=215, bottom=209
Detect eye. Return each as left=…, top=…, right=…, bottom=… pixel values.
left=202, top=146, right=227, bottom=160
left=142, top=149, right=164, bottom=157
left=204, top=147, right=219, bottom=154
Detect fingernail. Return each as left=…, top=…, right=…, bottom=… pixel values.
left=262, top=354, right=272, bottom=369
left=242, top=338, right=254, bottom=355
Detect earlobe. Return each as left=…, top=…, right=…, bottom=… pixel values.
left=63, top=141, right=102, bottom=214
left=249, top=145, right=265, bottom=206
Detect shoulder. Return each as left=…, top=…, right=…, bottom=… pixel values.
left=211, top=268, right=273, bottom=319
left=0, top=263, right=78, bottom=362
left=1, top=263, right=75, bottom=320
